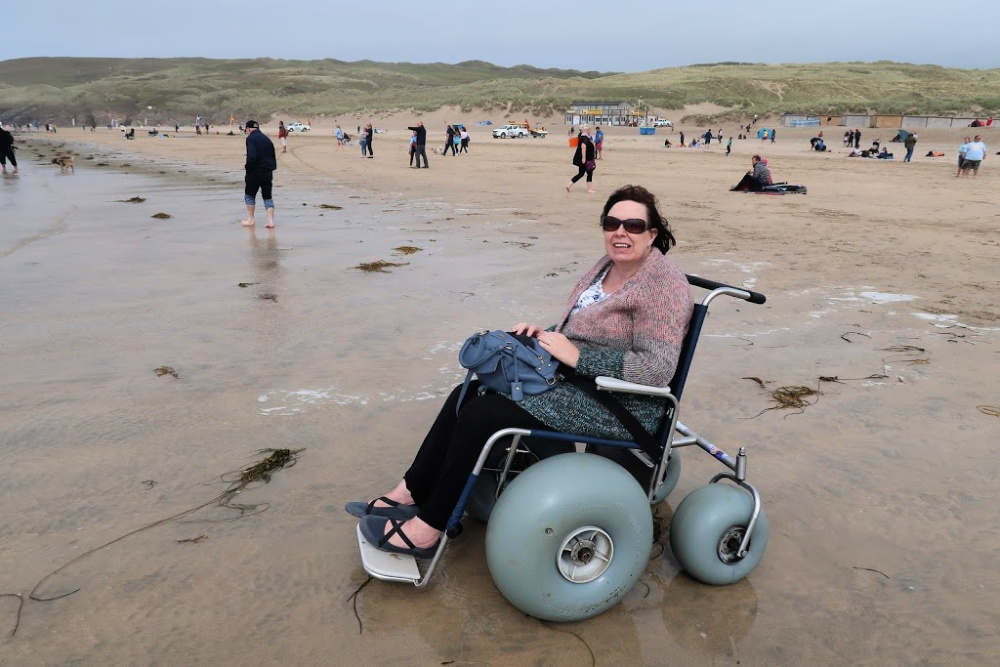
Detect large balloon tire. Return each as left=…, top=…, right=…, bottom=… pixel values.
left=466, top=438, right=573, bottom=524
left=650, top=449, right=682, bottom=505
left=485, top=453, right=653, bottom=622
left=669, top=483, right=769, bottom=585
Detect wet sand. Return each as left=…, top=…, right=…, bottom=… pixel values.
left=1, top=123, right=998, bottom=665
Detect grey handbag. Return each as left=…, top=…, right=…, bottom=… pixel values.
left=456, top=330, right=560, bottom=412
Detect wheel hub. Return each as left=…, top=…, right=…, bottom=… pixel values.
left=718, top=527, right=746, bottom=563
left=570, top=539, right=596, bottom=564
left=556, top=526, right=613, bottom=583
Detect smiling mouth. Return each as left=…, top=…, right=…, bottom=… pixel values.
left=613, top=242, right=632, bottom=249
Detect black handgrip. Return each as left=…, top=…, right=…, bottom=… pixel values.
left=686, top=274, right=767, bottom=305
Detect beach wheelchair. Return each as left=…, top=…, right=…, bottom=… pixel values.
left=356, top=275, right=770, bottom=622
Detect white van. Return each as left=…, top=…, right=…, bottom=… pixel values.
left=653, top=118, right=674, bottom=128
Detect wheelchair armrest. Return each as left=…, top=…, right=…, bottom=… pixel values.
left=594, top=376, right=675, bottom=398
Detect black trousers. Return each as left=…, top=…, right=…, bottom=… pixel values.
left=0, top=146, right=15, bottom=167
left=730, top=173, right=763, bottom=191
left=404, top=383, right=548, bottom=530
left=244, top=169, right=273, bottom=202
left=442, top=138, right=456, bottom=156
left=570, top=164, right=593, bottom=183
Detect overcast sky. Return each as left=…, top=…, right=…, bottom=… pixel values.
left=4, top=0, right=998, bottom=71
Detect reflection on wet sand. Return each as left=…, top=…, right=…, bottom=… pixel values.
left=659, top=575, right=758, bottom=658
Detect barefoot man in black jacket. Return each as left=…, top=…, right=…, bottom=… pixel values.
left=241, top=120, right=277, bottom=228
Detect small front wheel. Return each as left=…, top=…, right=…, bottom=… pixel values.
left=486, top=453, right=653, bottom=622
left=669, top=483, right=769, bottom=585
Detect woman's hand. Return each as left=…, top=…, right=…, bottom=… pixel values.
left=511, top=322, right=546, bottom=337
left=511, top=323, right=579, bottom=367
left=536, top=332, right=580, bottom=368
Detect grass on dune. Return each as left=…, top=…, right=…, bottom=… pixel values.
left=1, top=57, right=998, bottom=125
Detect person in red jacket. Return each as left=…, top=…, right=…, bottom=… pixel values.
left=277, top=121, right=288, bottom=153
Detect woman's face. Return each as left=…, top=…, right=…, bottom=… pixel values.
left=603, top=200, right=657, bottom=266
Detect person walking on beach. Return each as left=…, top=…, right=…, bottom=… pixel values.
left=442, top=124, right=457, bottom=156
left=957, top=136, right=970, bottom=176
left=726, top=136, right=732, bottom=156
left=408, top=130, right=418, bottom=166
left=594, top=126, right=604, bottom=159
left=277, top=121, right=288, bottom=154
left=566, top=125, right=596, bottom=194
left=459, top=126, right=470, bottom=154
left=0, top=125, right=18, bottom=174
left=679, top=130, right=685, bottom=147
left=364, top=123, right=375, bottom=158
left=335, top=125, right=345, bottom=151
left=407, top=121, right=429, bottom=168
left=770, top=129, right=776, bottom=144
left=960, top=135, right=986, bottom=178
left=241, top=120, right=277, bottom=229
left=903, top=132, right=918, bottom=162
left=854, top=129, right=861, bottom=149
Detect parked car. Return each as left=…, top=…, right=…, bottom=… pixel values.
left=492, top=124, right=528, bottom=139
left=653, top=119, right=674, bottom=128
left=287, top=122, right=310, bottom=133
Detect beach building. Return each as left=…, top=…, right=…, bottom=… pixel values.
left=566, top=102, right=642, bottom=127
left=840, top=114, right=874, bottom=128
left=782, top=112, right=994, bottom=129
left=780, top=114, right=822, bottom=127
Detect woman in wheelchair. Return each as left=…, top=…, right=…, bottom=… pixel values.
left=347, top=184, right=694, bottom=558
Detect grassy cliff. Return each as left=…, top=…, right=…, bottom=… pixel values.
left=1, top=57, right=998, bottom=126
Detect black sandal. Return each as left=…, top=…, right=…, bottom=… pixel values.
left=359, top=516, right=439, bottom=559
left=345, top=496, right=418, bottom=519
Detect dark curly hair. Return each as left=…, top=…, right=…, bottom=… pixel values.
left=598, top=184, right=676, bottom=254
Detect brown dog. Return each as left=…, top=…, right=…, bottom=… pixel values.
left=51, top=156, right=74, bottom=172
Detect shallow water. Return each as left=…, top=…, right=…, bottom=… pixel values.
left=1, top=148, right=998, bottom=665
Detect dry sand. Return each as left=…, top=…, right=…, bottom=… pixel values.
left=1, top=118, right=998, bottom=665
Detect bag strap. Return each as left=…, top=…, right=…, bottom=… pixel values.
left=562, top=371, right=660, bottom=459
left=455, top=367, right=482, bottom=416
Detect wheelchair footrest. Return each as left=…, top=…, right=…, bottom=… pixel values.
left=356, top=524, right=421, bottom=583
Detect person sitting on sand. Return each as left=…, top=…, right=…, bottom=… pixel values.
left=730, top=154, right=771, bottom=191
left=346, top=184, right=692, bottom=559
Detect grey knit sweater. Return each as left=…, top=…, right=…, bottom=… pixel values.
left=515, top=251, right=692, bottom=440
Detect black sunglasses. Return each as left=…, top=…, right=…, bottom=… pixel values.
left=601, top=216, right=650, bottom=234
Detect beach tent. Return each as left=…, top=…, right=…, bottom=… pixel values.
left=756, top=127, right=772, bottom=139
left=891, top=129, right=910, bottom=143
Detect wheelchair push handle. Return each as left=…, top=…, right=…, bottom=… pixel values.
left=686, top=274, right=767, bottom=305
